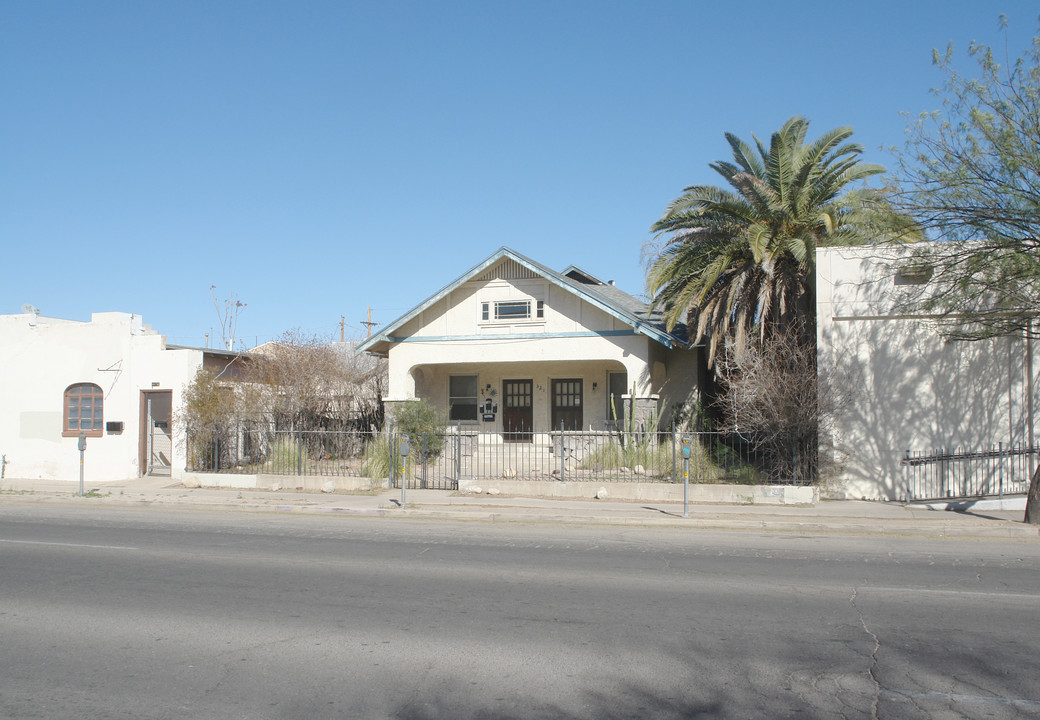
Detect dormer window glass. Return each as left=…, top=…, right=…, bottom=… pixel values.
left=480, top=298, right=543, bottom=323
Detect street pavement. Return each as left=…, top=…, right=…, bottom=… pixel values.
left=2, top=474, right=1036, bottom=540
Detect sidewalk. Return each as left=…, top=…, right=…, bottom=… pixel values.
left=1, top=475, right=1037, bottom=540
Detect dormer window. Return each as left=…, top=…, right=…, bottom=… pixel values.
left=481, top=300, right=540, bottom=322
left=495, top=300, right=530, bottom=320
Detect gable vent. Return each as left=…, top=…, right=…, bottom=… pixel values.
left=476, top=259, right=539, bottom=282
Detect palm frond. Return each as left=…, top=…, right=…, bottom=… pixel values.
left=647, top=116, right=893, bottom=361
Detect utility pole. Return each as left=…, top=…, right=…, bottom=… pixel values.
left=361, top=307, right=379, bottom=339
left=340, top=315, right=345, bottom=343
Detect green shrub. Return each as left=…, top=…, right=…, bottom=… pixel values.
left=362, top=431, right=415, bottom=480
left=390, top=400, right=445, bottom=461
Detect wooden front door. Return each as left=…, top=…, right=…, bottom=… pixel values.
left=551, top=379, right=583, bottom=431
left=503, top=379, right=533, bottom=441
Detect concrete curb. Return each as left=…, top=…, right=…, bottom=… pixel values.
left=3, top=489, right=1037, bottom=540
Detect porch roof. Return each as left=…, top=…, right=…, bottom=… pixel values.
left=358, top=247, right=689, bottom=356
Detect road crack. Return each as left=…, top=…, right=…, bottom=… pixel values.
left=849, top=584, right=881, bottom=720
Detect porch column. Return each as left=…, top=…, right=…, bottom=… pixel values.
left=617, top=356, right=661, bottom=431
left=385, top=350, right=417, bottom=401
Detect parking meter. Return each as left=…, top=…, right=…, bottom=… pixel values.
left=681, top=434, right=691, bottom=460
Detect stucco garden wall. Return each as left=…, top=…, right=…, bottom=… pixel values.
left=817, top=247, right=1040, bottom=500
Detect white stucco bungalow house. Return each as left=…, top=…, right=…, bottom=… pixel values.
left=357, top=247, right=701, bottom=440
left=0, top=309, right=245, bottom=483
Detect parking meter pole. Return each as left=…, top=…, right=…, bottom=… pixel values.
left=681, top=434, right=691, bottom=519
left=399, top=434, right=410, bottom=508
left=77, top=433, right=86, bottom=497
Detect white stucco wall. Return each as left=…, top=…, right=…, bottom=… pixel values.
left=817, top=246, right=1039, bottom=500
left=0, top=311, right=204, bottom=483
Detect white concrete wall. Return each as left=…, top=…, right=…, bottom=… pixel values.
left=817, top=246, right=1039, bottom=499
left=0, top=311, right=203, bottom=483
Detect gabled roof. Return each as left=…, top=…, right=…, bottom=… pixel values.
left=357, top=247, right=688, bottom=355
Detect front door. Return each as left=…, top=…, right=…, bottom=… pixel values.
left=551, top=379, right=583, bottom=431
left=140, top=391, right=173, bottom=476
left=502, top=379, right=533, bottom=441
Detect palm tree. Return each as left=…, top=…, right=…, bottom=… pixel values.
left=647, top=116, right=899, bottom=364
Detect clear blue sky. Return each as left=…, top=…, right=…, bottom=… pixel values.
left=3, top=1, right=1037, bottom=348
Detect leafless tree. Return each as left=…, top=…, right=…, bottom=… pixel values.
left=243, top=329, right=385, bottom=429
left=714, top=327, right=845, bottom=484
left=210, top=285, right=247, bottom=350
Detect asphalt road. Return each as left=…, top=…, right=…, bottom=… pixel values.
left=1, top=505, right=1038, bottom=720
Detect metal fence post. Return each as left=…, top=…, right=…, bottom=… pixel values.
left=297, top=423, right=303, bottom=476
left=559, top=420, right=565, bottom=481
left=672, top=423, right=677, bottom=484
left=904, top=450, right=911, bottom=502
left=999, top=442, right=1004, bottom=499
left=421, top=431, right=428, bottom=489
left=792, top=432, right=800, bottom=485
left=388, top=420, right=396, bottom=489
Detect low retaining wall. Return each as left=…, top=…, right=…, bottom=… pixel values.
left=181, top=472, right=382, bottom=493
left=459, top=479, right=818, bottom=505
left=181, top=473, right=817, bottom=505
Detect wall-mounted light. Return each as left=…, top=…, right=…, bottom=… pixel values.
left=592, top=382, right=598, bottom=391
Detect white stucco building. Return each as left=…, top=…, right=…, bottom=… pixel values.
left=0, top=310, right=244, bottom=483
left=358, top=247, right=701, bottom=438
left=817, top=246, right=1040, bottom=500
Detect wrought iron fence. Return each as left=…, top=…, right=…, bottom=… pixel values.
left=437, top=429, right=764, bottom=484
left=188, top=421, right=813, bottom=487
left=902, top=444, right=1037, bottom=501
left=187, top=422, right=375, bottom=477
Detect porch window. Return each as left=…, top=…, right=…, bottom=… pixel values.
left=449, top=375, right=479, bottom=421
left=64, top=383, right=104, bottom=437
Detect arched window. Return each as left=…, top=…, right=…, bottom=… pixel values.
left=63, top=383, right=104, bottom=437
